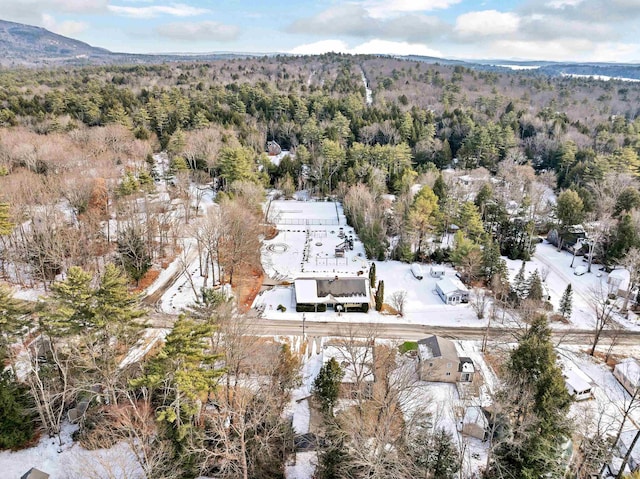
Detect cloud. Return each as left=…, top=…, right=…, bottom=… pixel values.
left=454, top=10, right=520, bottom=37
left=42, top=13, right=88, bottom=36
left=0, top=0, right=108, bottom=24
left=157, top=21, right=240, bottom=42
left=290, top=39, right=442, bottom=57
left=107, top=3, right=209, bottom=18
left=287, top=4, right=447, bottom=43
left=364, top=0, right=463, bottom=17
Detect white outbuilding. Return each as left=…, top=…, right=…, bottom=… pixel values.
left=608, top=268, right=631, bottom=296
left=563, top=370, right=593, bottom=401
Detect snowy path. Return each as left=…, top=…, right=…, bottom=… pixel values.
left=360, top=67, right=372, bottom=106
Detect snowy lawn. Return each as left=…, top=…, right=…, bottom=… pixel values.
left=558, top=347, right=640, bottom=437
left=0, top=423, right=142, bottom=479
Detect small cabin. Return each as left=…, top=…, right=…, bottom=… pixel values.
left=430, top=266, right=446, bottom=278
left=411, top=263, right=424, bottom=280
left=608, top=268, right=631, bottom=297
left=563, top=370, right=593, bottom=401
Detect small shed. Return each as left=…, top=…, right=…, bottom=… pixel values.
left=21, top=469, right=49, bottom=479
left=430, top=265, right=446, bottom=278
left=461, top=406, right=489, bottom=440
left=563, top=370, right=593, bottom=401
left=614, top=358, right=640, bottom=395
left=435, top=277, right=469, bottom=305
left=608, top=268, right=631, bottom=296
left=411, top=263, right=424, bottom=280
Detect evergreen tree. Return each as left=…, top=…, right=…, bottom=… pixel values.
left=375, top=280, right=384, bottom=312
left=368, top=262, right=376, bottom=288
left=526, top=270, right=544, bottom=301
left=133, top=316, right=221, bottom=474
left=512, top=262, right=527, bottom=300
left=0, top=286, right=27, bottom=361
left=432, top=174, right=447, bottom=206
left=313, top=357, right=344, bottom=414
left=489, top=315, right=572, bottom=479
left=482, top=238, right=506, bottom=283
left=456, top=201, right=485, bottom=242
left=609, top=213, right=639, bottom=262
left=559, top=284, right=573, bottom=319
left=0, top=370, right=36, bottom=450
left=474, top=182, right=493, bottom=218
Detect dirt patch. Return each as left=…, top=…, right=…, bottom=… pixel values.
left=133, top=269, right=160, bottom=292
left=380, top=304, right=399, bottom=315
left=233, top=264, right=264, bottom=313
left=264, top=225, right=278, bottom=240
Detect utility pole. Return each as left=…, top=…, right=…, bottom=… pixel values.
left=302, top=313, right=306, bottom=340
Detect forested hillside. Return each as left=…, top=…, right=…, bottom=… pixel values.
left=2, top=54, right=640, bottom=479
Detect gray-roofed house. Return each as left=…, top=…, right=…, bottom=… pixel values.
left=294, top=277, right=371, bottom=312
left=417, top=335, right=475, bottom=383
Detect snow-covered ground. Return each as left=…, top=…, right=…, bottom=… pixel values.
left=505, top=240, right=640, bottom=331
left=257, top=199, right=484, bottom=326
left=0, top=423, right=142, bottom=479
left=558, top=347, right=640, bottom=437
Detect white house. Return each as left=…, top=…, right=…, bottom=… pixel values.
left=563, top=370, right=593, bottom=401
left=614, top=358, right=640, bottom=395
left=435, top=276, right=470, bottom=305
left=294, top=277, right=371, bottom=313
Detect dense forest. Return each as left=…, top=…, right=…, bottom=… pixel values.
left=2, top=54, right=640, bottom=478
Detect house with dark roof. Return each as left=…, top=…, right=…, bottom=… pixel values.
left=417, top=335, right=475, bottom=383
left=294, top=277, right=371, bottom=312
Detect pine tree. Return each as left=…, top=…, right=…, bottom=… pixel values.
left=368, top=263, right=376, bottom=287
left=489, top=315, right=572, bottom=478
left=0, top=370, right=36, bottom=450
left=0, top=286, right=27, bottom=361
left=513, top=261, right=527, bottom=300
left=559, top=284, right=573, bottom=319
left=313, top=357, right=344, bottom=414
left=526, top=269, right=544, bottom=301
left=432, top=174, right=447, bottom=206
left=375, top=280, right=384, bottom=311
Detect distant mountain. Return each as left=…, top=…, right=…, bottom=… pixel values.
left=2, top=17, right=640, bottom=79
left=0, top=19, right=260, bottom=67
left=0, top=19, right=116, bottom=66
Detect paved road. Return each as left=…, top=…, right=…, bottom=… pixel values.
left=146, top=313, right=640, bottom=346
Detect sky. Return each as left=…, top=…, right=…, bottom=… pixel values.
left=2, top=0, right=640, bottom=62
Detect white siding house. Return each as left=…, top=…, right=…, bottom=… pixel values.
left=435, top=277, right=469, bottom=304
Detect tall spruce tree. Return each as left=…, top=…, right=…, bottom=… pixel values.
left=489, top=315, right=572, bottom=478
left=375, top=280, right=385, bottom=311
left=369, top=262, right=376, bottom=288
left=512, top=261, right=527, bottom=300
left=559, top=284, right=573, bottom=319
left=526, top=270, right=544, bottom=301
left=313, top=357, right=344, bottom=415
